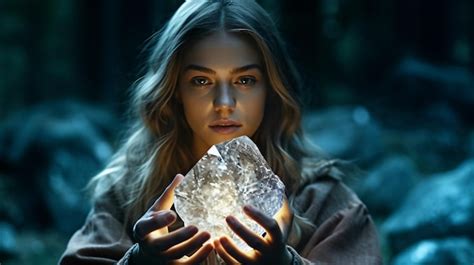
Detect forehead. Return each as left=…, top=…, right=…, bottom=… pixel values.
left=180, top=31, right=262, bottom=68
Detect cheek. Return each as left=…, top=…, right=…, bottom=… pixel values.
left=243, top=91, right=266, bottom=126
left=256, top=88, right=267, bottom=114
left=181, top=97, right=196, bottom=126
left=181, top=97, right=205, bottom=127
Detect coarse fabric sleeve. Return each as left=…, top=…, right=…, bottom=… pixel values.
left=59, top=191, right=136, bottom=265
left=59, top=161, right=382, bottom=265
left=285, top=163, right=382, bottom=265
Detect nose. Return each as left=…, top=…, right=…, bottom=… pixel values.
left=213, top=82, right=236, bottom=113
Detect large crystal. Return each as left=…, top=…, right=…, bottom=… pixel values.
left=174, top=136, right=285, bottom=250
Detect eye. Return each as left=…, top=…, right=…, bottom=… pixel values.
left=191, top=77, right=212, bottom=86
left=236, top=76, right=257, bottom=86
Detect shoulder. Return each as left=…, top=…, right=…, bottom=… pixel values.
left=89, top=166, right=133, bottom=226
left=287, top=158, right=380, bottom=256
left=290, top=157, right=363, bottom=227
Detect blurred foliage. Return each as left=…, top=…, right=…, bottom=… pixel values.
left=1, top=0, right=473, bottom=119
left=2, top=229, right=68, bottom=265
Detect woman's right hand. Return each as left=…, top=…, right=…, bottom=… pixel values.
left=131, top=174, right=213, bottom=264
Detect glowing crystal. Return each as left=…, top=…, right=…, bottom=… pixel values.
left=174, top=136, right=285, bottom=250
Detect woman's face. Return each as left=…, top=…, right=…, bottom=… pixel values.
left=177, top=31, right=267, bottom=159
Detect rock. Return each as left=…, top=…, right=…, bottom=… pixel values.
left=384, top=127, right=467, bottom=174
left=0, top=222, right=17, bottom=259
left=382, top=160, right=474, bottom=253
left=354, top=155, right=419, bottom=216
left=175, top=136, right=285, bottom=250
left=389, top=57, right=474, bottom=107
left=468, top=131, right=474, bottom=158
left=0, top=101, right=117, bottom=233
left=420, top=102, right=462, bottom=128
left=303, top=106, right=383, bottom=166
left=391, top=237, right=474, bottom=265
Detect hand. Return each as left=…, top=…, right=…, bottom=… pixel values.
left=214, top=198, right=293, bottom=265
left=131, top=174, right=213, bottom=264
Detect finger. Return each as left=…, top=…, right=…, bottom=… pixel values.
left=134, top=211, right=176, bottom=241
left=172, top=242, right=214, bottom=265
left=219, top=236, right=255, bottom=264
left=243, top=205, right=282, bottom=243
left=226, top=216, right=266, bottom=251
left=149, top=225, right=199, bottom=251
left=214, top=238, right=242, bottom=265
left=151, top=174, right=184, bottom=211
left=273, top=197, right=293, bottom=240
left=163, top=231, right=211, bottom=259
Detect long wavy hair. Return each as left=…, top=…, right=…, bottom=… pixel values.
left=88, top=0, right=316, bottom=226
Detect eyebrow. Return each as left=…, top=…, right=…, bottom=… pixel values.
left=183, top=64, right=263, bottom=75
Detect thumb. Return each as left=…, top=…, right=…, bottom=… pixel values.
left=151, top=174, right=184, bottom=211
left=273, top=196, right=292, bottom=240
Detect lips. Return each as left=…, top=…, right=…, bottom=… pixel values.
left=209, top=119, right=242, bottom=135
left=209, top=119, right=242, bottom=127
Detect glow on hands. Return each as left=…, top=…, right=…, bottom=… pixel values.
left=214, top=199, right=293, bottom=265
left=133, top=174, right=213, bottom=264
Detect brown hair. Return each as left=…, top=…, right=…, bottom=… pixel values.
left=88, top=0, right=314, bottom=226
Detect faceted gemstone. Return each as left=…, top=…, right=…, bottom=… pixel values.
left=174, top=136, right=286, bottom=250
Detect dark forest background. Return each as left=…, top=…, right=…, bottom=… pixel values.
left=1, top=0, right=474, bottom=264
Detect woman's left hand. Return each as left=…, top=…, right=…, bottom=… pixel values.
left=214, top=198, right=293, bottom=265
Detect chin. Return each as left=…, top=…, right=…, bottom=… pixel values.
left=208, top=134, right=238, bottom=145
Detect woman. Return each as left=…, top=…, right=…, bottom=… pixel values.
left=60, top=0, right=381, bottom=264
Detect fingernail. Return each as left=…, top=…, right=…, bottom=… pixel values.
left=243, top=205, right=255, bottom=212
left=202, top=232, right=211, bottom=241
left=226, top=216, right=236, bottom=224
left=220, top=236, right=230, bottom=246
left=188, top=225, right=198, bottom=233
left=167, top=213, right=176, bottom=222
